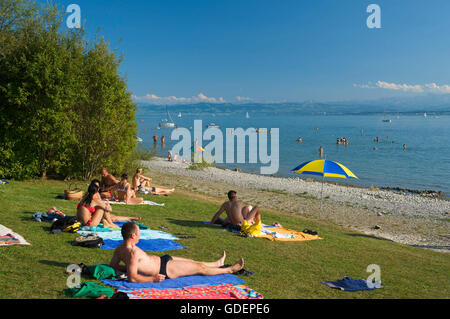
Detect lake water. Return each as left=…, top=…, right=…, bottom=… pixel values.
left=136, top=109, right=450, bottom=196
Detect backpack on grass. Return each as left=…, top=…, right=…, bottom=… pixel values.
left=50, top=216, right=79, bottom=233
left=72, top=236, right=105, bottom=248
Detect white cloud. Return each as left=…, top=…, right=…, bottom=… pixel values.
left=132, top=93, right=226, bottom=104
left=354, top=80, right=450, bottom=94
left=375, top=81, right=424, bottom=92
left=424, top=82, right=450, bottom=93
left=236, top=96, right=253, bottom=102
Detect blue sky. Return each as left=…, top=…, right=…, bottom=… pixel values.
left=51, top=0, right=450, bottom=104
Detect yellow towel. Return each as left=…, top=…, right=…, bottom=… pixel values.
left=258, top=226, right=323, bottom=242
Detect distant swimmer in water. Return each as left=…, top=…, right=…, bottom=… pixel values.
left=374, top=137, right=379, bottom=143
left=373, top=147, right=378, bottom=151
left=336, top=138, right=341, bottom=145
left=153, top=134, right=158, bottom=144
left=403, top=144, right=407, bottom=150
left=318, top=146, right=324, bottom=158
left=297, top=137, right=303, bottom=143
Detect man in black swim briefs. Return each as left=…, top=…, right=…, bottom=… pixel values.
left=109, top=222, right=244, bottom=283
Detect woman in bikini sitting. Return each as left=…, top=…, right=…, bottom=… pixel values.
left=76, top=182, right=118, bottom=228
left=90, top=179, right=142, bottom=222
left=117, top=174, right=144, bottom=205
left=132, top=168, right=175, bottom=195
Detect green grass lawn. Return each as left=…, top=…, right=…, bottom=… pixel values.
left=0, top=180, right=449, bottom=299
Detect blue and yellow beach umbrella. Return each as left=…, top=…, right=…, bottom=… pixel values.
left=291, top=160, right=358, bottom=180
left=291, top=160, right=358, bottom=234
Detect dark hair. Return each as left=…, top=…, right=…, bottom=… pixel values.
left=121, top=173, right=128, bottom=180
left=80, top=182, right=100, bottom=206
left=227, top=190, right=237, bottom=201
left=91, top=179, right=101, bottom=186
left=121, top=222, right=138, bottom=239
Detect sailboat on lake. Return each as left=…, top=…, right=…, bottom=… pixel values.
left=159, top=105, right=175, bottom=128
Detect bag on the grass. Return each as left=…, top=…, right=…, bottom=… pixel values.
left=50, top=216, right=78, bottom=233
left=72, top=236, right=105, bottom=248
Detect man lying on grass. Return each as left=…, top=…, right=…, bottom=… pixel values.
left=109, top=222, right=245, bottom=283
left=209, top=190, right=261, bottom=232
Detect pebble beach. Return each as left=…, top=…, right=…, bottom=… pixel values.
left=143, top=157, right=450, bottom=253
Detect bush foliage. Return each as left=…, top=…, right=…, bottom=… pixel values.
left=0, top=0, right=137, bottom=180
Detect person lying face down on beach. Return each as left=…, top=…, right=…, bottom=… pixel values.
left=132, top=168, right=175, bottom=195
left=100, top=168, right=119, bottom=200
left=209, top=191, right=261, bottom=231
left=109, top=222, right=245, bottom=283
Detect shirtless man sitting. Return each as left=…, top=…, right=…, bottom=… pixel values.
left=100, top=168, right=119, bottom=200
left=109, top=222, right=244, bottom=283
left=209, top=190, right=260, bottom=231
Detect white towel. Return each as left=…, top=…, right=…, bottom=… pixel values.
left=0, top=224, right=31, bottom=246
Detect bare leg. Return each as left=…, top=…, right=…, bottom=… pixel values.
left=109, top=214, right=142, bottom=222
left=242, top=206, right=260, bottom=224
left=152, top=187, right=175, bottom=195
left=125, top=197, right=144, bottom=205
left=101, top=212, right=120, bottom=228
left=83, top=208, right=105, bottom=227
left=166, top=257, right=244, bottom=279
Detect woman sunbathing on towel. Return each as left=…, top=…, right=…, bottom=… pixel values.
left=132, top=168, right=175, bottom=195
left=117, top=174, right=145, bottom=205
left=77, top=180, right=142, bottom=227
left=109, top=222, right=244, bottom=283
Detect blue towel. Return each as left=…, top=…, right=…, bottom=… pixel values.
left=101, top=239, right=186, bottom=252
left=103, top=273, right=245, bottom=289
left=320, top=276, right=383, bottom=292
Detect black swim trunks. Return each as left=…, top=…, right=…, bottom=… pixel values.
left=159, top=255, right=173, bottom=278
left=223, top=222, right=241, bottom=232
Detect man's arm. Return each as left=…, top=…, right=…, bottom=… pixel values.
left=108, top=174, right=119, bottom=185
left=210, top=203, right=226, bottom=225
left=109, top=250, right=127, bottom=273
left=126, top=251, right=165, bottom=283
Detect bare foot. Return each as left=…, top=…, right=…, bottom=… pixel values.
left=218, top=251, right=226, bottom=267
left=230, top=258, right=245, bottom=273
left=131, top=217, right=142, bottom=221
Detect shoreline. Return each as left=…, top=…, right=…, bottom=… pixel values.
left=209, top=162, right=448, bottom=200
left=143, top=157, right=450, bottom=253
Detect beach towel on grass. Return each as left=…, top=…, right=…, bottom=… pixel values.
left=118, top=283, right=263, bottom=300
left=320, top=276, right=383, bottom=292
left=204, top=222, right=322, bottom=242
left=103, top=273, right=245, bottom=289
left=258, top=226, right=322, bottom=242
left=101, top=238, right=186, bottom=251
left=106, top=200, right=165, bottom=207
left=78, top=229, right=179, bottom=241
left=0, top=224, right=30, bottom=246
left=77, top=220, right=185, bottom=251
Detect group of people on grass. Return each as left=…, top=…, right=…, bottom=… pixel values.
left=76, top=167, right=174, bottom=228
left=76, top=173, right=259, bottom=283
left=107, top=190, right=258, bottom=283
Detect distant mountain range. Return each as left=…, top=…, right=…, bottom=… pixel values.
left=136, top=94, right=450, bottom=115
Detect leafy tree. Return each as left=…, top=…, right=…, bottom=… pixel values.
left=0, top=0, right=137, bottom=180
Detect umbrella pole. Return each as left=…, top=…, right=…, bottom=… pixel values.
left=318, top=175, right=324, bottom=233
